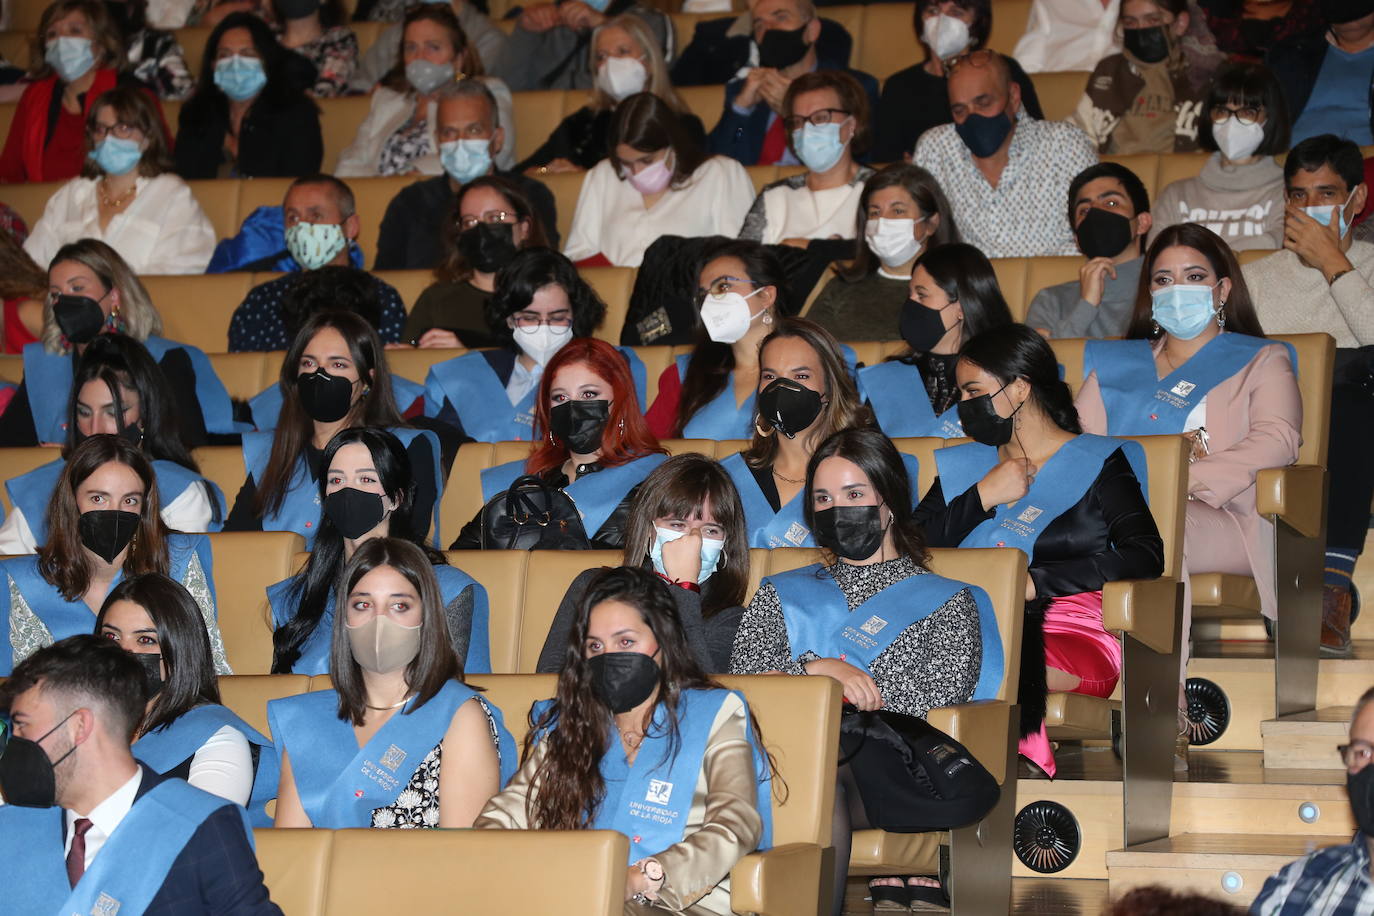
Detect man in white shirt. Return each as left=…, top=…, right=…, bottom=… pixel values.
left=0, top=635, right=280, bottom=915
left=914, top=50, right=1099, bottom=258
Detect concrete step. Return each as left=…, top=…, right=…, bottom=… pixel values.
left=1261, top=707, right=1352, bottom=770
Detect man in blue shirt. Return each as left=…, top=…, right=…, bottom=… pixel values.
left=1268, top=0, right=1374, bottom=145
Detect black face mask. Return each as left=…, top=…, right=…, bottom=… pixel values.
left=1350, top=765, right=1374, bottom=836
left=588, top=651, right=660, bottom=714
left=276, top=0, right=319, bottom=18
left=134, top=652, right=164, bottom=696
left=457, top=222, right=519, bottom=274
left=78, top=509, right=140, bottom=564
left=297, top=368, right=356, bottom=424
left=899, top=300, right=956, bottom=353
left=324, top=486, right=388, bottom=540
left=757, top=378, right=823, bottom=439
left=757, top=25, right=810, bottom=69
left=1123, top=25, right=1170, bottom=63
left=53, top=295, right=106, bottom=346
left=549, top=399, right=610, bottom=454
left=954, top=111, right=1014, bottom=158
left=812, top=505, right=889, bottom=561
left=956, top=384, right=1020, bottom=447
left=1076, top=206, right=1136, bottom=260
left=0, top=710, right=78, bottom=808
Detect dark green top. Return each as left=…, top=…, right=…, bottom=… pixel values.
left=807, top=270, right=911, bottom=342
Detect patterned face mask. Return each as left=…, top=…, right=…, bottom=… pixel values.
left=285, top=221, right=348, bottom=270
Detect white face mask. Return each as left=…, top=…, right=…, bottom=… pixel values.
left=865, top=217, right=924, bottom=268
left=512, top=324, right=573, bottom=364
left=922, top=13, right=972, bottom=61
left=700, top=288, right=767, bottom=343
left=596, top=55, right=648, bottom=101
left=1212, top=116, right=1265, bottom=163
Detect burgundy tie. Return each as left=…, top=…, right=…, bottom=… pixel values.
left=66, top=817, right=93, bottom=887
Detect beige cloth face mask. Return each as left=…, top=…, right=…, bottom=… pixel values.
left=345, top=615, right=422, bottom=674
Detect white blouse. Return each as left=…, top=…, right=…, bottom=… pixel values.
left=749, top=180, right=865, bottom=246
left=24, top=174, right=216, bottom=276
left=1013, top=0, right=1123, bottom=73
left=563, top=155, right=756, bottom=267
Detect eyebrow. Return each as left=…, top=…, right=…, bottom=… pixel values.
left=1154, top=264, right=1208, bottom=275
left=329, top=465, right=377, bottom=475
left=303, top=352, right=352, bottom=363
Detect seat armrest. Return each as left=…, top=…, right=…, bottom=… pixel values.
left=730, top=843, right=824, bottom=916
left=1256, top=465, right=1326, bottom=539
left=1102, top=578, right=1179, bottom=654
left=927, top=700, right=1009, bottom=784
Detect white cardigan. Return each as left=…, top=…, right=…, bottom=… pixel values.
left=334, top=77, right=517, bottom=178
left=563, top=155, right=756, bottom=267
left=24, top=174, right=216, bottom=275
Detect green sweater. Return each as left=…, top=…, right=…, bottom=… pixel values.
left=806, top=271, right=911, bottom=342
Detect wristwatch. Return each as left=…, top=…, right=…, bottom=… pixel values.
left=632, top=859, right=665, bottom=905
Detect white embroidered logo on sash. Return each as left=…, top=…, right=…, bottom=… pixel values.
left=782, top=522, right=808, bottom=546
left=859, top=615, right=888, bottom=636
left=1170, top=380, right=1196, bottom=397
left=379, top=744, right=407, bottom=772
left=646, top=780, right=673, bottom=805
left=1017, top=506, right=1043, bottom=524
left=91, top=893, right=120, bottom=916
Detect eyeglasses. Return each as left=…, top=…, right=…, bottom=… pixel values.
left=1209, top=104, right=1264, bottom=126
left=945, top=49, right=997, bottom=75
left=783, top=108, right=850, bottom=132
left=458, top=209, right=515, bottom=231
left=696, top=276, right=755, bottom=302
left=1339, top=742, right=1374, bottom=768
left=510, top=313, right=573, bottom=329
left=89, top=121, right=140, bottom=141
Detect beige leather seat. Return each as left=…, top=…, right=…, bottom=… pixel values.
left=145, top=273, right=253, bottom=353
left=0, top=447, right=61, bottom=516
left=509, top=88, right=565, bottom=164
left=317, top=95, right=376, bottom=172
left=991, top=257, right=1031, bottom=322
left=0, top=356, right=22, bottom=385
left=443, top=550, right=531, bottom=674
left=508, top=549, right=620, bottom=672
left=208, top=531, right=307, bottom=674
left=192, top=446, right=249, bottom=514
left=581, top=265, right=636, bottom=345
left=253, top=828, right=333, bottom=916
left=208, top=352, right=270, bottom=402
left=218, top=673, right=310, bottom=736
left=383, top=346, right=466, bottom=390
left=1029, top=71, right=1090, bottom=123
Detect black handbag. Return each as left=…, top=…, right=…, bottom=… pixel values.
left=478, top=474, right=591, bottom=550
left=838, top=705, right=1000, bottom=833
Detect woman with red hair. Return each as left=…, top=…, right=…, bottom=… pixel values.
left=452, top=337, right=668, bottom=549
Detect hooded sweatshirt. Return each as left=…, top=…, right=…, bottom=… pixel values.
left=1150, top=153, right=1286, bottom=250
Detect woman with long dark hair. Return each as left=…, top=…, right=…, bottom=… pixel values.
left=537, top=453, right=750, bottom=673
left=0, top=334, right=224, bottom=553
left=732, top=426, right=1001, bottom=913
left=98, top=572, right=275, bottom=821
left=858, top=242, right=1015, bottom=438
left=479, top=565, right=774, bottom=913
left=269, top=427, right=489, bottom=676
left=224, top=310, right=443, bottom=546
left=916, top=323, right=1163, bottom=777
left=452, top=336, right=667, bottom=550
left=0, top=434, right=227, bottom=675
left=271, top=537, right=515, bottom=828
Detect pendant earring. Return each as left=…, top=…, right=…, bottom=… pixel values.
left=1216, top=304, right=1227, bottom=330
left=762, top=311, right=774, bottom=326
left=1151, top=319, right=1160, bottom=337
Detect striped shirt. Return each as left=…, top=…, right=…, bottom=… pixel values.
left=1251, top=833, right=1374, bottom=915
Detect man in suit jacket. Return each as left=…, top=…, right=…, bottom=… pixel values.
left=0, top=635, right=281, bottom=916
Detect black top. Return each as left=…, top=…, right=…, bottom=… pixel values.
left=173, top=83, right=323, bottom=179
left=515, top=105, right=707, bottom=173
left=450, top=462, right=641, bottom=550
left=914, top=448, right=1164, bottom=598
left=671, top=16, right=854, bottom=87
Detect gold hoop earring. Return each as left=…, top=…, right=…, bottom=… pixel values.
left=754, top=421, right=774, bottom=438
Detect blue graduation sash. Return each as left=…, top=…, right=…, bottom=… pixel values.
left=480, top=454, right=667, bottom=539
left=248, top=375, right=426, bottom=431
left=1084, top=334, right=1291, bottom=435
left=21, top=343, right=76, bottom=444
left=143, top=336, right=247, bottom=435
left=934, top=435, right=1147, bottom=556
left=676, top=356, right=757, bottom=440
left=768, top=563, right=1003, bottom=700
left=422, top=352, right=539, bottom=441
left=0, top=779, right=249, bottom=916
left=133, top=703, right=280, bottom=828
left=859, top=360, right=963, bottom=439
left=267, top=564, right=491, bottom=675
left=268, top=680, right=517, bottom=828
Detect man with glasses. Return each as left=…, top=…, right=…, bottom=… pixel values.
left=914, top=50, right=1098, bottom=258
left=374, top=80, right=557, bottom=272
left=1252, top=686, right=1374, bottom=913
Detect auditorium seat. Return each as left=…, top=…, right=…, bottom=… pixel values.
left=0, top=355, right=21, bottom=385
left=0, top=447, right=58, bottom=516
left=581, top=265, right=636, bottom=344
left=383, top=346, right=466, bottom=389
left=1029, top=71, right=1090, bottom=123
left=176, top=26, right=213, bottom=78
left=512, top=548, right=620, bottom=671
left=991, top=257, right=1030, bottom=322
left=187, top=177, right=244, bottom=241
left=145, top=273, right=252, bottom=352
left=510, top=88, right=565, bottom=164
left=253, top=828, right=333, bottom=916
left=208, top=351, right=271, bottom=402
left=190, top=447, right=246, bottom=521
left=317, top=95, right=375, bottom=172
left=677, top=83, right=725, bottom=135
left=1155, top=151, right=1212, bottom=191
left=375, top=268, right=432, bottom=310
left=219, top=673, right=310, bottom=736
left=209, top=531, right=306, bottom=674
left=1101, top=153, right=1162, bottom=203
left=442, top=549, right=529, bottom=673
left=1024, top=255, right=1089, bottom=317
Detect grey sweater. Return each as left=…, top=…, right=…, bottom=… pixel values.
left=1025, top=255, right=1143, bottom=339
left=1242, top=241, right=1374, bottom=348
left=1150, top=154, right=1286, bottom=251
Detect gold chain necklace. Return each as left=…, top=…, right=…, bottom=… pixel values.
left=772, top=468, right=805, bottom=484
left=98, top=179, right=137, bottom=209
left=364, top=693, right=414, bottom=711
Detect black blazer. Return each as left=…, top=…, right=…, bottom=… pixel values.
left=174, top=91, right=322, bottom=180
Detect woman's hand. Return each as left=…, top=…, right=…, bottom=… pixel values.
left=977, top=457, right=1036, bottom=511
left=519, top=3, right=561, bottom=31
left=781, top=237, right=811, bottom=249
left=807, top=658, right=883, bottom=711
left=559, top=0, right=605, bottom=30
left=660, top=529, right=703, bottom=584
left=417, top=328, right=464, bottom=349
left=624, top=865, right=660, bottom=902
left=528, top=157, right=581, bottom=176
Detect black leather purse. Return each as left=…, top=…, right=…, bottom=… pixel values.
left=479, top=475, right=590, bottom=550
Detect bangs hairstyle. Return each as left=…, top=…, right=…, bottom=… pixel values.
left=329, top=537, right=463, bottom=726
left=845, top=163, right=961, bottom=281
left=1125, top=223, right=1265, bottom=341
left=0, top=634, right=148, bottom=744
left=914, top=0, right=991, bottom=56
left=82, top=87, right=173, bottom=179
left=381, top=4, right=480, bottom=92
left=1198, top=62, right=1290, bottom=157
left=39, top=435, right=171, bottom=601
left=527, top=337, right=666, bottom=475
left=958, top=323, right=1083, bottom=435
left=271, top=427, right=439, bottom=674
left=744, top=317, right=872, bottom=469
left=254, top=310, right=405, bottom=519
left=43, top=239, right=162, bottom=354
left=30, top=0, right=124, bottom=78
left=676, top=238, right=789, bottom=436
left=524, top=565, right=719, bottom=830
left=96, top=573, right=220, bottom=735
left=804, top=427, right=929, bottom=566
left=609, top=92, right=707, bottom=189
left=903, top=242, right=1013, bottom=350
left=622, top=453, right=749, bottom=616
left=484, top=247, right=606, bottom=346
left=783, top=70, right=870, bottom=161
left=437, top=175, right=550, bottom=285
left=589, top=15, right=686, bottom=113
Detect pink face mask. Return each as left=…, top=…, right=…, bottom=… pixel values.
left=626, top=152, right=673, bottom=194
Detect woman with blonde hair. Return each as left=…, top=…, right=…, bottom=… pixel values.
left=517, top=14, right=704, bottom=174
left=0, top=239, right=237, bottom=446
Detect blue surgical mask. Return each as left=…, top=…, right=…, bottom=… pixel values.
left=406, top=58, right=452, bottom=94
left=45, top=36, right=95, bottom=83
left=440, top=138, right=492, bottom=184
left=649, top=526, right=725, bottom=584
left=792, top=120, right=849, bottom=174
left=214, top=54, right=267, bottom=101
left=1151, top=283, right=1219, bottom=340
left=90, top=136, right=143, bottom=176
left=285, top=221, right=348, bottom=270
left=1305, top=201, right=1353, bottom=238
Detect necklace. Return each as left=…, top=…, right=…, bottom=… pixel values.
left=98, top=179, right=137, bottom=209
left=365, top=694, right=414, bottom=711
left=772, top=468, right=805, bottom=484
